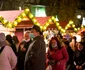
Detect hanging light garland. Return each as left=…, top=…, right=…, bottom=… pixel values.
left=0, top=8, right=84, bottom=33
left=0, top=8, right=41, bottom=29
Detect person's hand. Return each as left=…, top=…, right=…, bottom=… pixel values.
left=57, top=61, right=60, bottom=65
left=49, top=60, right=55, bottom=65
left=76, top=65, right=79, bottom=69
left=79, top=66, right=82, bottom=70
left=21, top=48, right=26, bottom=52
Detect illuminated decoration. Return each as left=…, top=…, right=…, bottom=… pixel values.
left=32, top=18, right=37, bottom=23
left=43, top=26, right=47, bottom=30
left=82, top=17, right=85, bottom=26
left=0, top=8, right=40, bottom=29
left=0, top=8, right=83, bottom=33
left=24, top=8, right=30, bottom=13
left=13, top=21, right=18, bottom=26
left=65, top=27, right=68, bottom=30
left=65, top=20, right=74, bottom=30
left=72, top=24, right=75, bottom=28
left=64, top=20, right=79, bottom=32
left=69, top=20, right=74, bottom=24
left=56, top=23, right=59, bottom=26
left=78, top=28, right=80, bottom=30
left=29, top=14, right=34, bottom=19
left=43, top=16, right=65, bottom=33
left=40, top=26, right=43, bottom=29
left=52, top=16, right=55, bottom=20
left=74, top=28, right=77, bottom=31
left=21, top=13, right=26, bottom=17
left=81, top=25, right=84, bottom=28
left=61, top=29, right=65, bottom=33
left=7, top=22, right=12, bottom=28
left=48, top=19, right=52, bottom=23
left=3, top=20, right=8, bottom=24
left=36, top=22, right=40, bottom=26
left=58, top=26, right=62, bottom=29
left=77, top=15, right=81, bottom=19
left=55, top=15, right=59, bottom=21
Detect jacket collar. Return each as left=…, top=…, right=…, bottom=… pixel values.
left=34, top=36, right=41, bottom=40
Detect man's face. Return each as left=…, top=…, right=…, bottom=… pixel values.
left=31, top=29, right=39, bottom=37
left=24, top=33, right=30, bottom=40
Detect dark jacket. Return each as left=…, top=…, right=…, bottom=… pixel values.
left=17, top=39, right=32, bottom=70
left=73, top=49, right=85, bottom=69
left=24, top=36, right=46, bottom=70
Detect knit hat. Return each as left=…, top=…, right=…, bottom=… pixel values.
left=0, top=33, right=6, bottom=42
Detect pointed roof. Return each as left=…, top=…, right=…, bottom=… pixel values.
left=0, top=10, right=24, bottom=22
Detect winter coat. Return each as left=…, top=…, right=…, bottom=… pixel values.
left=17, top=39, right=32, bottom=70
left=73, top=50, right=85, bottom=69
left=24, top=36, right=46, bottom=70
left=0, top=45, right=17, bottom=70
left=47, top=47, right=69, bottom=70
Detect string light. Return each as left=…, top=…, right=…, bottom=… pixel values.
left=0, top=8, right=79, bottom=33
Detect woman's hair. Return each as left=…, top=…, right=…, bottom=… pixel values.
left=72, top=36, right=76, bottom=42
left=49, top=37, right=62, bottom=51
left=6, top=35, right=13, bottom=44
left=13, top=35, right=19, bottom=44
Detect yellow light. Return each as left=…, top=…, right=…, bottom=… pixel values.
left=65, top=27, right=68, bottom=30
left=58, top=26, right=61, bottom=29
left=36, top=22, right=40, bottom=26
left=72, top=25, right=75, bottom=28
left=56, top=23, right=59, bottom=26
left=32, top=18, right=37, bottom=23
left=69, top=20, right=73, bottom=24
left=0, top=15, right=2, bottom=18
left=14, top=21, right=18, bottom=26
left=25, top=9, right=30, bottom=12
left=54, top=18, right=57, bottom=22
left=78, top=28, right=80, bottom=30
left=0, top=15, right=2, bottom=20
left=45, top=23, right=49, bottom=27
left=52, top=16, right=55, bottom=20
left=61, top=29, right=63, bottom=31
left=63, top=30, right=65, bottom=33
left=17, top=18, right=22, bottom=22
left=3, top=20, right=8, bottom=24
left=81, top=25, right=84, bottom=28
left=74, top=28, right=77, bottom=31
left=22, top=13, right=26, bottom=17
left=29, top=14, right=34, bottom=19
left=67, top=24, right=70, bottom=27
left=7, top=23, right=12, bottom=28
left=40, top=26, right=43, bottom=29
left=61, top=29, right=65, bottom=33
left=48, top=19, right=52, bottom=22
left=43, top=26, right=47, bottom=30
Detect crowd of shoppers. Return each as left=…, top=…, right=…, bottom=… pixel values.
left=0, top=25, right=85, bottom=70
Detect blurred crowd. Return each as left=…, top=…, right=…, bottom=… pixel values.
left=0, top=25, right=85, bottom=70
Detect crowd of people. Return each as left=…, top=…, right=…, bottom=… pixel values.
left=0, top=24, right=85, bottom=70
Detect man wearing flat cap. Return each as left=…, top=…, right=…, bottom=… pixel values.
left=24, top=25, right=46, bottom=70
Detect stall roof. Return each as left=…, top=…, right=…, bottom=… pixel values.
left=0, top=10, right=24, bottom=22
left=35, top=17, right=51, bottom=25
left=0, top=10, right=68, bottom=28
